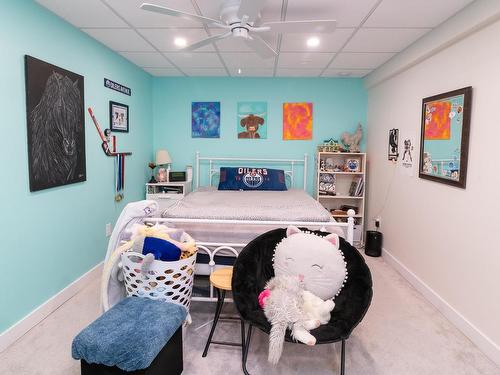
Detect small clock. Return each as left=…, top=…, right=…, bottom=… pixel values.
left=346, top=158, right=360, bottom=172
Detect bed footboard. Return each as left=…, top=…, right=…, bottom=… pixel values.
left=146, top=213, right=355, bottom=302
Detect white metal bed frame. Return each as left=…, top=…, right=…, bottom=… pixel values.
left=146, top=152, right=355, bottom=302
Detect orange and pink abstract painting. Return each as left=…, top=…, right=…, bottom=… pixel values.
left=283, top=102, right=313, bottom=140
left=424, top=100, right=451, bottom=140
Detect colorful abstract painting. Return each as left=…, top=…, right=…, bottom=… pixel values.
left=424, top=94, right=464, bottom=140
left=283, top=102, right=313, bottom=140
left=237, top=102, right=267, bottom=139
left=192, top=102, right=220, bottom=138
left=424, top=101, right=451, bottom=140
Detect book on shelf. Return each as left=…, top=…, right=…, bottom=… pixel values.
left=349, top=176, right=364, bottom=197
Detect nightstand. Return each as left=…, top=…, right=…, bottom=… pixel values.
left=145, top=181, right=192, bottom=211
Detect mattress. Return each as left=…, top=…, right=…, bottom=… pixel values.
left=161, top=186, right=332, bottom=222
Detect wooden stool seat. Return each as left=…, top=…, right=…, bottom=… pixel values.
left=203, top=266, right=245, bottom=360
left=209, top=267, right=233, bottom=291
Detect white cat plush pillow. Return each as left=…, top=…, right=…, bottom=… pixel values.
left=273, top=226, right=347, bottom=300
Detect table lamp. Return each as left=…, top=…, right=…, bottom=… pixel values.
left=155, top=149, right=172, bottom=182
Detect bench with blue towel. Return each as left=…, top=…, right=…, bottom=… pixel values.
left=72, top=297, right=186, bottom=374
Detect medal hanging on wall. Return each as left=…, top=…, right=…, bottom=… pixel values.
left=115, top=153, right=125, bottom=202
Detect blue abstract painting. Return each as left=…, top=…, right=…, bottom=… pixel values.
left=192, top=102, right=220, bottom=138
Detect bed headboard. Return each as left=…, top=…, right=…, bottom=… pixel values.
left=195, top=152, right=308, bottom=190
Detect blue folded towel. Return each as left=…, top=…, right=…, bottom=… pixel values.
left=72, top=297, right=186, bottom=371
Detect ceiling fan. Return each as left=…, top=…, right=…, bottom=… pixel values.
left=140, top=0, right=336, bottom=58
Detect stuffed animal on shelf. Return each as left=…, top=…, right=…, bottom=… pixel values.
left=259, top=226, right=347, bottom=364
left=341, top=123, right=363, bottom=153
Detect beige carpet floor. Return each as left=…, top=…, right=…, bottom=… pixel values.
left=1, top=254, right=498, bottom=375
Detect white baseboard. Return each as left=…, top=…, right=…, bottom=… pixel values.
left=382, top=248, right=500, bottom=366
left=0, top=262, right=103, bottom=353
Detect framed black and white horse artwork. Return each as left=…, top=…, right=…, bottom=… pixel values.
left=24, top=56, right=86, bottom=192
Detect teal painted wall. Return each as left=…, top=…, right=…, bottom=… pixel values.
left=0, top=1, right=153, bottom=333
left=152, top=77, right=367, bottom=193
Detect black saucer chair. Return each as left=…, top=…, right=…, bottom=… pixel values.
left=232, top=228, right=373, bottom=375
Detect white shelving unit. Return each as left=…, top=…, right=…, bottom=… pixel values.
left=145, top=181, right=192, bottom=211
left=315, top=152, right=366, bottom=244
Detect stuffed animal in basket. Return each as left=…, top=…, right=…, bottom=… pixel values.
left=259, top=226, right=347, bottom=364
left=131, top=224, right=197, bottom=260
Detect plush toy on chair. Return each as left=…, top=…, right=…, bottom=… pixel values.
left=232, top=226, right=373, bottom=375
left=259, top=226, right=348, bottom=364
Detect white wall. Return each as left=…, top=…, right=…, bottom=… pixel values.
left=365, top=3, right=500, bottom=365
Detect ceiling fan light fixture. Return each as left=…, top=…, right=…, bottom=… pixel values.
left=174, top=37, right=187, bottom=47
left=306, top=37, right=320, bottom=48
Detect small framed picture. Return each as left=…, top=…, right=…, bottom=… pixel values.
left=109, top=101, right=129, bottom=132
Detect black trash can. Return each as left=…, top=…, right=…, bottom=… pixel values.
left=365, top=230, right=382, bottom=257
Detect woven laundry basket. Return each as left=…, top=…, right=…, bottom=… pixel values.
left=121, top=252, right=196, bottom=311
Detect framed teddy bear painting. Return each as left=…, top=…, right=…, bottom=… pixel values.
left=237, top=102, right=267, bottom=139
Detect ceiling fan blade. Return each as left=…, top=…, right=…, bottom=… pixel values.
left=261, top=20, right=337, bottom=33
left=140, top=3, right=222, bottom=26
left=244, top=35, right=277, bottom=59
left=182, top=32, right=232, bottom=52
left=237, top=0, right=266, bottom=22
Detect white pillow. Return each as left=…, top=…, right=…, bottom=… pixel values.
left=273, top=226, right=348, bottom=300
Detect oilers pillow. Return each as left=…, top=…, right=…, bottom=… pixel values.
left=218, top=167, right=287, bottom=191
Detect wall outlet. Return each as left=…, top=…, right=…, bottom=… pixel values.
left=106, top=223, right=112, bottom=237
left=374, top=216, right=382, bottom=229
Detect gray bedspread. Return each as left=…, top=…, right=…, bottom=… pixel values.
left=162, top=187, right=332, bottom=222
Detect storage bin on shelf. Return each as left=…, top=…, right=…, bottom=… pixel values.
left=121, top=252, right=197, bottom=311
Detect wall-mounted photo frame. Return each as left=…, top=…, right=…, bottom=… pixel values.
left=109, top=101, right=129, bottom=132
left=388, top=128, right=399, bottom=161
left=419, top=86, right=472, bottom=188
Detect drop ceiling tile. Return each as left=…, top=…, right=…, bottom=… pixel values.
left=330, top=52, right=395, bottom=69
left=82, top=28, right=154, bottom=52
left=344, top=28, right=431, bottom=53
left=219, top=52, right=275, bottom=68
left=119, top=51, right=173, bottom=68
left=144, top=67, right=184, bottom=76
left=277, top=52, right=334, bottom=69
left=194, top=0, right=225, bottom=20
left=35, top=0, right=127, bottom=28
left=267, top=0, right=380, bottom=27
left=139, top=28, right=214, bottom=52
left=322, top=69, right=373, bottom=78
left=164, top=52, right=223, bottom=68
left=183, top=68, right=228, bottom=76
left=215, top=34, right=278, bottom=52
left=275, top=68, right=323, bottom=77
left=364, top=0, right=474, bottom=28
left=280, top=28, right=354, bottom=52
left=230, top=68, right=274, bottom=77
left=105, top=0, right=201, bottom=28
left=196, top=0, right=283, bottom=24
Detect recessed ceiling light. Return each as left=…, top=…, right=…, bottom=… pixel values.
left=174, top=37, right=187, bottom=48
left=238, top=68, right=242, bottom=75
left=306, top=37, right=320, bottom=48
left=338, top=72, right=351, bottom=77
